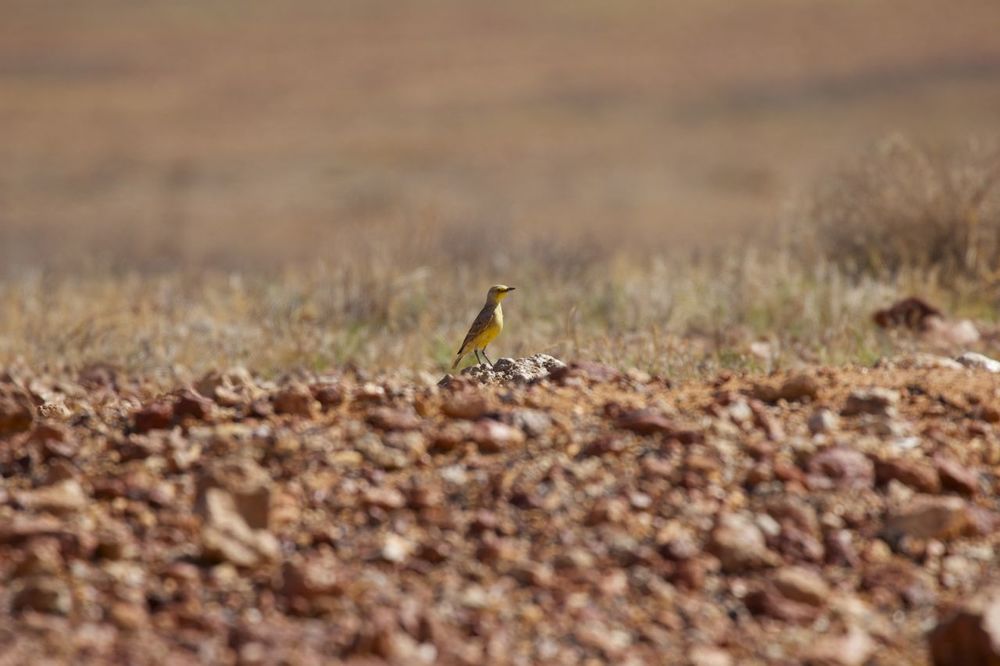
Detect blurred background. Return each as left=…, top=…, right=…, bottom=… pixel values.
left=1, top=0, right=999, bottom=373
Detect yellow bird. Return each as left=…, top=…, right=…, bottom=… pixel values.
left=452, top=285, right=516, bottom=369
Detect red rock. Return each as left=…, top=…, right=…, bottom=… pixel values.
left=11, top=576, right=72, bottom=615
left=310, top=382, right=344, bottom=408
left=133, top=401, right=174, bottom=433
left=805, top=628, right=876, bottom=666
left=366, top=407, right=423, bottom=431
left=745, top=584, right=820, bottom=623
left=874, top=457, right=941, bottom=493
left=0, top=384, right=35, bottom=436
left=16, top=479, right=87, bottom=514
left=884, top=495, right=971, bottom=541
left=933, top=455, right=979, bottom=496
left=441, top=392, right=490, bottom=420
left=752, top=373, right=820, bottom=403
left=708, top=513, right=778, bottom=572
left=173, top=389, right=214, bottom=420
left=772, top=566, right=830, bottom=606
left=842, top=388, right=898, bottom=417
left=272, top=383, right=319, bottom=416
left=196, top=458, right=272, bottom=530
left=471, top=420, right=524, bottom=453
left=806, top=446, right=875, bottom=490
left=928, top=588, right=1000, bottom=666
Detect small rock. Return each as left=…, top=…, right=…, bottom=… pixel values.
left=745, top=584, right=820, bottom=623
left=688, top=645, right=733, bottom=666
left=471, top=420, right=525, bottom=453
left=708, top=513, right=778, bottom=573
left=463, top=354, right=567, bottom=384
left=11, top=576, right=72, bottom=615
left=772, top=566, right=830, bottom=607
left=196, top=458, right=272, bottom=530
left=132, top=401, right=174, bottom=433
left=310, top=382, right=344, bottom=408
left=381, top=533, right=414, bottom=563
left=441, top=392, right=490, bottom=420
left=366, top=407, right=423, bottom=431
left=272, top=383, right=319, bottom=416
left=874, top=457, right=941, bottom=493
left=884, top=495, right=971, bottom=541
left=955, top=352, right=1000, bottom=373
left=933, top=455, right=978, bottom=496
left=842, top=388, right=898, bottom=417
left=0, top=384, right=35, bottom=436
left=806, top=446, right=875, bottom=490
left=808, top=408, right=840, bottom=435
left=16, top=479, right=87, bottom=514
left=173, top=389, right=214, bottom=420
left=928, top=588, right=1000, bottom=665
left=753, top=373, right=820, bottom=403
left=198, top=487, right=279, bottom=567
left=805, top=628, right=876, bottom=666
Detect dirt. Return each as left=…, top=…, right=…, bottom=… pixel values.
left=1, top=355, right=999, bottom=664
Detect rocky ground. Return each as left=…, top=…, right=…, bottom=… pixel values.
left=1, top=353, right=1000, bottom=665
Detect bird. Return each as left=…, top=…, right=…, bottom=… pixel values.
left=451, top=285, right=515, bottom=369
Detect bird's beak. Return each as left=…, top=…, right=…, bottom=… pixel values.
left=505, top=287, right=516, bottom=292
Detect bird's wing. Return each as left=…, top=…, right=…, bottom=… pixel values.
left=456, top=305, right=495, bottom=354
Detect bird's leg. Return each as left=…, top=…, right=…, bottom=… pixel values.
left=482, top=349, right=495, bottom=368
left=474, top=350, right=482, bottom=365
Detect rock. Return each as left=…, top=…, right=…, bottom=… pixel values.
left=884, top=495, right=971, bottom=541
left=16, top=479, right=87, bottom=514
left=441, top=392, right=490, bottom=420
left=891, top=353, right=964, bottom=370
left=806, top=446, right=875, bottom=490
left=928, top=588, right=1000, bottom=665
left=282, top=554, right=341, bottom=601
left=0, top=385, right=36, bottom=436
left=861, top=562, right=937, bottom=607
left=461, top=354, right=567, bottom=385
left=196, top=458, right=272, bottom=530
left=808, top=408, right=839, bottom=435
left=133, top=400, right=174, bottom=433
left=11, top=576, right=72, bottom=615
left=688, top=645, right=733, bottom=666
left=309, top=382, right=344, bottom=409
left=548, top=360, right=619, bottom=384
left=805, top=628, right=876, bottom=666
left=842, top=388, right=898, bottom=417
left=272, top=383, right=319, bottom=416
left=381, top=533, right=414, bottom=563
left=616, top=409, right=678, bottom=436
left=772, top=566, right=830, bottom=607
left=708, top=513, right=777, bottom=573
left=745, top=584, right=820, bottom=623
left=173, top=389, right=214, bottom=420
left=874, top=457, right=941, bottom=493
left=198, top=486, right=279, bottom=567
left=933, top=455, right=979, bottom=496
left=753, top=373, right=820, bottom=403
left=366, top=407, right=422, bottom=431
left=471, top=420, right=525, bottom=453
left=956, top=352, right=1000, bottom=373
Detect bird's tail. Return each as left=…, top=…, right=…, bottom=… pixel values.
left=451, top=354, right=462, bottom=370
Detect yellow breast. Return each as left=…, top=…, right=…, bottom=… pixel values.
left=473, top=304, right=503, bottom=348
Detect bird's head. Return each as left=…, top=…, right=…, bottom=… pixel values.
left=487, top=284, right=515, bottom=304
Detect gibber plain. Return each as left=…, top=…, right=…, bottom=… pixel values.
left=2, top=1, right=1000, bottom=664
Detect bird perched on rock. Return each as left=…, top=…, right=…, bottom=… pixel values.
left=452, top=285, right=515, bottom=369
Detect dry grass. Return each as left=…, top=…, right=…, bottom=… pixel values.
left=1, top=238, right=996, bottom=381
